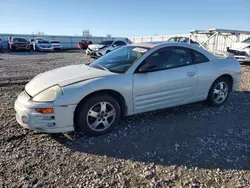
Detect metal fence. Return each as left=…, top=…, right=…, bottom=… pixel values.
left=128, top=34, right=189, bottom=43
left=1, top=32, right=249, bottom=52
left=0, top=33, right=129, bottom=50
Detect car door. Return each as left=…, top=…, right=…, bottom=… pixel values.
left=133, top=46, right=198, bottom=114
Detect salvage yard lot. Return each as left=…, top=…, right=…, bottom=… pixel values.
left=1, top=51, right=250, bottom=187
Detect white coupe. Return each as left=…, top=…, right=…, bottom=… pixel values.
left=15, top=42, right=241, bottom=136
left=86, top=39, right=130, bottom=58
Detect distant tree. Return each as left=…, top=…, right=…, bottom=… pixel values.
left=82, top=29, right=92, bottom=37
left=106, top=34, right=112, bottom=38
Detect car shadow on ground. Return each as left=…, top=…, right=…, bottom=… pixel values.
left=52, top=91, right=250, bottom=170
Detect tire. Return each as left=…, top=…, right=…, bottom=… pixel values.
left=106, top=50, right=111, bottom=54
left=206, top=77, right=231, bottom=106
left=75, top=94, right=121, bottom=136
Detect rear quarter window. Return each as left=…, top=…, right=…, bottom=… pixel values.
left=193, top=50, right=209, bottom=63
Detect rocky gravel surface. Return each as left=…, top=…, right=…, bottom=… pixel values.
left=1, top=51, right=250, bottom=187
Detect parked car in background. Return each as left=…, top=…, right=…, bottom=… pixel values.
left=29, top=37, right=45, bottom=50
left=78, top=40, right=92, bottom=49
left=50, top=40, right=63, bottom=50
left=168, top=36, right=199, bottom=45
left=33, top=40, right=54, bottom=52
left=15, top=42, right=241, bottom=136
left=8, top=37, right=30, bottom=51
left=86, top=39, right=129, bottom=58
left=227, top=37, right=250, bottom=62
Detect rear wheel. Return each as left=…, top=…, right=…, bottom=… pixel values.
left=75, top=95, right=121, bottom=136
left=206, top=77, right=230, bottom=106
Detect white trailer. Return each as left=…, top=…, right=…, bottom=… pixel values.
left=189, top=29, right=250, bottom=62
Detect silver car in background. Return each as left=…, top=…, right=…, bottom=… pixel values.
left=15, top=42, right=241, bottom=136
left=50, top=40, right=63, bottom=50
left=33, top=40, right=54, bottom=52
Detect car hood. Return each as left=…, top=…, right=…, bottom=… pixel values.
left=25, top=64, right=114, bottom=96
left=88, top=44, right=107, bottom=50
left=231, top=42, right=250, bottom=50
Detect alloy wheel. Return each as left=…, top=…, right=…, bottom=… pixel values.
left=86, top=102, right=116, bottom=132
left=213, top=81, right=228, bottom=104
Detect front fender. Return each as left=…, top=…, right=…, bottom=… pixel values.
left=54, top=74, right=134, bottom=115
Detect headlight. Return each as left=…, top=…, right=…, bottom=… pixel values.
left=32, top=85, right=63, bottom=102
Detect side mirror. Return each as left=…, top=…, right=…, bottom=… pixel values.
left=112, top=44, right=117, bottom=47
left=139, top=63, right=156, bottom=73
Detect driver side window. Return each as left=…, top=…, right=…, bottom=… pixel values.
left=142, top=47, right=193, bottom=71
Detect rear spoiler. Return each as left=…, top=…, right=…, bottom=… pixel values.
left=209, top=50, right=235, bottom=59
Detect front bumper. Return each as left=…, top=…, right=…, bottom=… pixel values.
left=228, top=48, right=250, bottom=62
left=12, top=45, right=30, bottom=50
left=53, top=45, right=63, bottom=50
left=14, top=91, right=75, bottom=133
left=234, top=56, right=250, bottom=63
left=37, top=47, right=54, bottom=52
left=86, top=48, right=103, bottom=57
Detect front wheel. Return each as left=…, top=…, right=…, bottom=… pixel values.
left=106, top=50, right=111, bottom=54
left=75, top=95, right=121, bottom=136
left=206, top=77, right=230, bottom=106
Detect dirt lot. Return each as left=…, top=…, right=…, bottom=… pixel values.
left=1, top=51, right=250, bottom=188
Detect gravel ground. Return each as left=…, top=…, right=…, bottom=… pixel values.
left=1, top=51, right=250, bottom=187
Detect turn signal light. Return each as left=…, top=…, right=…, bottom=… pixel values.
left=35, top=108, right=54, bottom=114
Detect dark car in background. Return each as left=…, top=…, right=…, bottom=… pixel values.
left=78, top=40, right=92, bottom=49
left=8, top=37, right=30, bottom=51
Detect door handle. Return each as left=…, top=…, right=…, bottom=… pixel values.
left=187, top=72, right=195, bottom=77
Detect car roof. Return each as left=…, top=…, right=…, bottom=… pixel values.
left=129, top=41, right=168, bottom=48
left=128, top=42, right=216, bottom=59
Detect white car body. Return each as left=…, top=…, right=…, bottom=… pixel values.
left=86, top=40, right=129, bottom=57
left=34, top=40, right=54, bottom=52
left=50, top=40, right=63, bottom=50
left=15, top=42, right=241, bottom=133
left=228, top=37, right=250, bottom=62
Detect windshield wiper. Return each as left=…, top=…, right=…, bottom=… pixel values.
left=94, top=64, right=110, bottom=72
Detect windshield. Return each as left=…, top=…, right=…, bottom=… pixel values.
left=38, top=40, right=50, bottom=44
left=13, top=38, right=27, bottom=43
left=89, top=46, right=149, bottom=73
left=98, top=40, right=114, bottom=46
left=242, top=37, right=250, bottom=43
